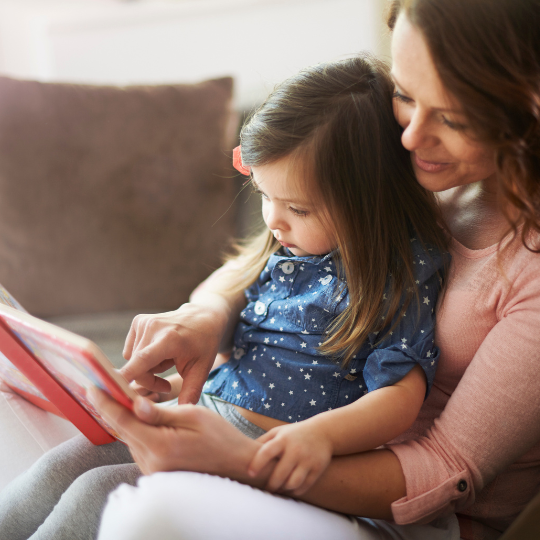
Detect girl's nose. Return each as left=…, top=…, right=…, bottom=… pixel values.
left=264, top=204, right=287, bottom=232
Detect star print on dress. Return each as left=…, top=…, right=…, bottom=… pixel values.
left=205, top=242, right=448, bottom=422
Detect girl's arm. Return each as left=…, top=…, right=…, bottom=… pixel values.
left=248, top=364, right=426, bottom=494
left=120, top=263, right=247, bottom=405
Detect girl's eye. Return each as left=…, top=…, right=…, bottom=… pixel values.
left=441, top=116, right=467, bottom=131
left=252, top=185, right=268, bottom=199
left=289, top=206, right=308, bottom=217
left=392, top=90, right=412, bottom=104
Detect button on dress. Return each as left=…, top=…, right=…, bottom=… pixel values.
left=205, top=241, right=448, bottom=422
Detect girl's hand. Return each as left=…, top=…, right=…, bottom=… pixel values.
left=248, top=422, right=333, bottom=496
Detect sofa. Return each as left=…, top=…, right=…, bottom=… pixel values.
left=0, top=74, right=260, bottom=368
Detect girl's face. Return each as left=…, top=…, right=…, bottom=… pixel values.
left=391, top=14, right=497, bottom=193
left=251, top=156, right=336, bottom=257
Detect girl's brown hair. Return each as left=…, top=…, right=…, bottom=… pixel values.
left=228, top=54, right=447, bottom=366
left=387, top=0, right=540, bottom=252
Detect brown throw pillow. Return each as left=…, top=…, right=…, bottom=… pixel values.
left=0, top=76, right=238, bottom=317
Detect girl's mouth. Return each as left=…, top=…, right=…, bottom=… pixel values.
left=278, top=240, right=297, bottom=248
left=414, top=153, right=452, bottom=173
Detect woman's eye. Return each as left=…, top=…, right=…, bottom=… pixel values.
left=289, top=206, right=308, bottom=217
left=441, top=116, right=467, bottom=131
left=392, top=90, right=412, bottom=104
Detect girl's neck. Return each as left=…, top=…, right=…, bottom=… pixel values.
left=437, top=175, right=511, bottom=250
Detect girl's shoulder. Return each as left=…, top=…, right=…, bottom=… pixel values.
left=409, top=236, right=450, bottom=282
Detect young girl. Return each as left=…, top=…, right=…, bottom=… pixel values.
left=199, top=53, right=449, bottom=494
left=0, top=53, right=448, bottom=539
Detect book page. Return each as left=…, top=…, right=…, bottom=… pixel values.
left=0, top=352, right=49, bottom=400
left=4, top=313, right=135, bottom=440
left=0, top=284, right=47, bottom=400
left=0, top=285, right=28, bottom=313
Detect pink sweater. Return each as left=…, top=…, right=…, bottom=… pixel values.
left=388, top=231, right=540, bottom=540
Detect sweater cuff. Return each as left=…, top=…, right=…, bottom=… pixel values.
left=388, top=440, right=473, bottom=524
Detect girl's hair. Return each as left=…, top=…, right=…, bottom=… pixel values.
left=228, top=53, right=447, bottom=366
left=387, top=0, right=540, bottom=252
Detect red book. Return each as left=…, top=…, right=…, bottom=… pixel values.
left=0, top=285, right=137, bottom=445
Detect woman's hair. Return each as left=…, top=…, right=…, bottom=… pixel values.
left=227, top=53, right=447, bottom=366
left=387, top=0, right=540, bottom=252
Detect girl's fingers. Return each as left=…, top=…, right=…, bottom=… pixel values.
left=248, top=438, right=283, bottom=476
left=255, top=430, right=277, bottom=445
left=292, top=469, right=322, bottom=497
left=284, top=463, right=311, bottom=492
left=265, top=453, right=298, bottom=492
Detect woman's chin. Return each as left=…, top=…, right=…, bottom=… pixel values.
left=413, top=163, right=460, bottom=193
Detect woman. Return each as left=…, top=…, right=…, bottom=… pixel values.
left=4, top=0, right=540, bottom=538
left=91, top=1, right=540, bottom=538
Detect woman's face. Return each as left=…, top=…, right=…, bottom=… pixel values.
left=391, top=14, right=496, bottom=193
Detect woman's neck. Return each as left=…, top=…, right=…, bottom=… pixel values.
left=437, top=176, right=511, bottom=250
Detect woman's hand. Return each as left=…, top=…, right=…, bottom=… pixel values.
left=249, top=422, right=333, bottom=496
left=120, top=262, right=247, bottom=406
left=129, top=373, right=183, bottom=403
left=89, top=388, right=404, bottom=519
left=120, top=296, right=234, bottom=405
left=88, top=387, right=271, bottom=483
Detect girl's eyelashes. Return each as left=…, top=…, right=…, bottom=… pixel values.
left=289, top=206, right=308, bottom=217
left=252, top=185, right=268, bottom=199
left=252, top=184, right=308, bottom=216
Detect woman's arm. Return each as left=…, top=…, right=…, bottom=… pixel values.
left=247, top=364, right=426, bottom=494
left=119, top=264, right=246, bottom=405
left=89, top=387, right=405, bottom=520
left=387, top=247, right=540, bottom=526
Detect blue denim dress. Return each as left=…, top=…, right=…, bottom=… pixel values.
left=204, top=240, right=448, bottom=423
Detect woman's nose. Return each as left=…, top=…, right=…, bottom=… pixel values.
left=400, top=109, right=437, bottom=151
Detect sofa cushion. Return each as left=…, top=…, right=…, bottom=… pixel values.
left=0, top=76, right=238, bottom=317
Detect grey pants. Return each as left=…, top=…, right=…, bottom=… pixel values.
left=0, top=394, right=264, bottom=540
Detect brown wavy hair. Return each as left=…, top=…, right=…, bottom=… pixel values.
left=227, top=54, right=447, bottom=366
left=387, top=0, right=540, bottom=252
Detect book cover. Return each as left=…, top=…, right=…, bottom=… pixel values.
left=0, top=285, right=137, bottom=444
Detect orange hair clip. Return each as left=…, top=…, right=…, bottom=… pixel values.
left=233, top=145, right=251, bottom=176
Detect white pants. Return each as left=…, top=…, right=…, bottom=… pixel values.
left=0, top=383, right=78, bottom=492
left=98, top=472, right=463, bottom=540
left=0, top=385, right=463, bottom=540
